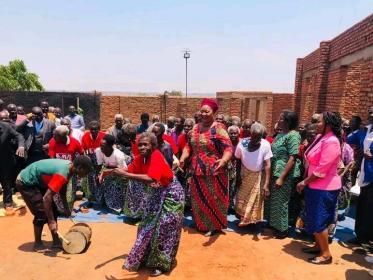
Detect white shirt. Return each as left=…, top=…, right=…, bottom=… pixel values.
left=71, top=128, right=84, bottom=143
left=359, top=124, right=373, bottom=187
left=235, top=138, right=273, bottom=172
left=95, top=148, right=127, bottom=169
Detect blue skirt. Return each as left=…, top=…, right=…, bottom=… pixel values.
left=304, top=187, right=340, bottom=234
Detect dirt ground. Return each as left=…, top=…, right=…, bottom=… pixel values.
left=0, top=209, right=371, bottom=280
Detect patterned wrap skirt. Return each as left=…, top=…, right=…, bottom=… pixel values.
left=190, top=173, right=229, bottom=232
left=95, top=172, right=129, bottom=213
left=235, top=169, right=264, bottom=225
left=304, top=187, right=340, bottom=234
left=81, top=152, right=99, bottom=199
left=124, top=178, right=185, bottom=272
left=268, top=176, right=296, bottom=232
left=123, top=179, right=146, bottom=219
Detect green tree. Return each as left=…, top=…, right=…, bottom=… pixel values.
left=0, top=59, right=44, bottom=91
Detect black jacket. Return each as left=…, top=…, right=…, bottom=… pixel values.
left=0, top=121, right=25, bottom=158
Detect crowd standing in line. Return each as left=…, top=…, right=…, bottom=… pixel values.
left=0, top=97, right=372, bottom=276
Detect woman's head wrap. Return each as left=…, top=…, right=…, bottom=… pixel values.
left=200, top=98, right=218, bottom=113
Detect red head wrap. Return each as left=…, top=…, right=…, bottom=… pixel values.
left=200, top=98, right=219, bottom=113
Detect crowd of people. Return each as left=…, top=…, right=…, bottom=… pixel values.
left=0, top=97, right=372, bottom=276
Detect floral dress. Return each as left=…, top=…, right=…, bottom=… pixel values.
left=268, top=131, right=301, bottom=233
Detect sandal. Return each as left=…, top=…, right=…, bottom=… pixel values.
left=308, top=256, right=333, bottom=265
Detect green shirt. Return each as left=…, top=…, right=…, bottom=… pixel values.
left=19, top=159, right=71, bottom=193
left=271, top=130, right=301, bottom=178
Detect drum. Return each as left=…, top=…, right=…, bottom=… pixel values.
left=62, top=223, right=92, bottom=254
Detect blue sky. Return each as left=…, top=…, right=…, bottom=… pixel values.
left=0, top=1, right=371, bottom=94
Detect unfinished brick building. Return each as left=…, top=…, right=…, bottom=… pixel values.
left=99, top=91, right=293, bottom=132
left=294, top=14, right=373, bottom=124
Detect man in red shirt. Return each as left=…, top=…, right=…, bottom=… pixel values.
left=48, top=125, right=83, bottom=161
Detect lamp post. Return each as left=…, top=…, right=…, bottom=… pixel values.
left=183, top=50, right=190, bottom=117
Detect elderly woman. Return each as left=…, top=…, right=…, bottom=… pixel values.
left=121, top=123, right=144, bottom=221
left=268, top=110, right=301, bottom=239
left=296, top=112, right=342, bottom=264
left=150, top=123, right=174, bottom=167
left=235, top=123, right=272, bottom=229
left=118, top=123, right=139, bottom=157
left=228, top=125, right=241, bottom=211
left=242, top=119, right=254, bottom=139
left=114, top=132, right=184, bottom=277
left=94, top=134, right=130, bottom=213
left=180, top=98, right=233, bottom=236
left=177, top=118, right=195, bottom=155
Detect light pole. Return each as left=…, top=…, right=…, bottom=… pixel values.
left=183, top=50, right=190, bottom=117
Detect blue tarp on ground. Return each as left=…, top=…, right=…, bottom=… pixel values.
left=60, top=200, right=357, bottom=242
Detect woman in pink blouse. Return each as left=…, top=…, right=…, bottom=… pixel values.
left=296, top=112, right=342, bottom=265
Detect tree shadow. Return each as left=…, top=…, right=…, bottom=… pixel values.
left=95, top=254, right=129, bottom=270
left=345, top=269, right=371, bottom=280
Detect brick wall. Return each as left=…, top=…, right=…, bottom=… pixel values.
left=272, top=93, right=295, bottom=126
left=295, top=14, right=373, bottom=124
left=100, top=95, right=205, bottom=129
left=101, top=92, right=293, bottom=132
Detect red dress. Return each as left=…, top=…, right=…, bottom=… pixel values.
left=128, top=149, right=173, bottom=187
left=185, top=122, right=233, bottom=231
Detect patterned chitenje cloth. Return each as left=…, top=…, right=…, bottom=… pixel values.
left=268, top=176, right=295, bottom=232
left=235, top=169, right=264, bottom=225
left=186, top=122, right=232, bottom=232
left=228, top=155, right=239, bottom=209
left=190, top=174, right=228, bottom=231
left=124, top=178, right=185, bottom=272
left=268, top=131, right=301, bottom=233
left=95, top=172, right=129, bottom=213
left=81, top=152, right=99, bottom=199
left=123, top=180, right=146, bottom=218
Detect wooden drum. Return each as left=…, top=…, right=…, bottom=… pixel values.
left=62, top=223, right=92, bottom=254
